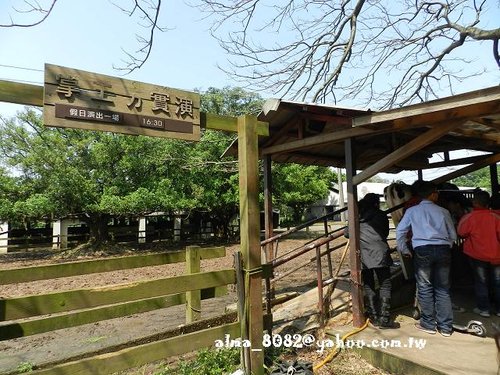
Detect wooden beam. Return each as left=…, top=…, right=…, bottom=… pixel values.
left=0, top=247, right=226, bottom=285
left=262, top=126, right=377, bottom=155
left=421, top=154, right=492, bottom=170
left=238, top=114, right=264, bottom=374
left=263, top=155, right=274, bottom=263
left=31, top=322, right=240, bottom=375
left=353, top=86, right=500, bottom=127
left=0, top=80, right=269, bottom=136
left=261, top=116, right=299, bottom=148
left=273, top=151, right=345, bottom=167
left=201, top=112, right=268, bottom=135
left=452, top=128, right=500, bottom=143
left=0, top=269, right=235, bottom=320
left=345, top=138, right=364, bottom=328
left=431, top=153, right=500, bottom=185
left=0, top=80, right=43, bottom=106
left=353, top=121, right=462, bottom=185
left=0, top=287, right=226, bottom=340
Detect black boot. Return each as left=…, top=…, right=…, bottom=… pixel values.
left=379, top=297, right=399, bottom=329
left=364, top=296, right=379, bottom=327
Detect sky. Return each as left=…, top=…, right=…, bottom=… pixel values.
left=0, top=0, right=498, bottom=184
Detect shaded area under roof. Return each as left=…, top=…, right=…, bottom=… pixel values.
left=226, top=86, right=500, bottom=176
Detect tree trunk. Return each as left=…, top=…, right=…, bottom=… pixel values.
left=85, top=213, right=110, bottom=246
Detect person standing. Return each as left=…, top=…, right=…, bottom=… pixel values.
left=396, top=181, right=457, bottom=337
left=357, top=193, right=396, bottom=329
left=457, top=189, right=500, bottom=317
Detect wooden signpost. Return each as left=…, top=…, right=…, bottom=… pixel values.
left=43, top=64, right=201, bottom=141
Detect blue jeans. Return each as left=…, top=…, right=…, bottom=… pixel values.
left=469, top=257, right=500, bottom=313
left=414, top=245, right=453, bottom=332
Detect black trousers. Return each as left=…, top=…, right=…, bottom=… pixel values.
left=362, top=267, right=392, bottom=300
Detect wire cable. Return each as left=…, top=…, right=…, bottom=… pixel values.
left=0, top=63, right=43, bottom=72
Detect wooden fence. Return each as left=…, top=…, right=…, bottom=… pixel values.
left=0, top=246, right=240, bottom=374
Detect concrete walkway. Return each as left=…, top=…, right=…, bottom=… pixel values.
left=272, top=281, right=499, bottom=375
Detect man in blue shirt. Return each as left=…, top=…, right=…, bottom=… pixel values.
left=396, top=181, right=457, bottom=337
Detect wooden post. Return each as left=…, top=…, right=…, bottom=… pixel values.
left=186, top=245, right=201, bottom=323
left=238, top=114, right=264, bottom=375
left=345, top=138, right=364, bottom=327
left=263, top=155, right=274, bottom=263
left=490, top=163, right=499, bottom=195
left=337, top=168, right=346, bottom=222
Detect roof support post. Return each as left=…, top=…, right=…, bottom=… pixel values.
left=238, top=115, right=264, bottom=375
left=345, top=138, right=364, bottom=327
left=263, top=155, right=274, bottom=263
left=490, top=163, right=499, bottom=195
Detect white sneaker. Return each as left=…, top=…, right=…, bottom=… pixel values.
left=473, top=307, right=490, bottom=318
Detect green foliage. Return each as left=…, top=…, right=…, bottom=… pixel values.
left=200, top=86, right=264, bottom=116
left=16, top=361, right=34, bottom=373
left=451, top=167, right=491, bottom=190
left=273, top=163, right=335, bottom=223
left=0, top=86, right=338, bottom=241
left=156, top=348, right=240, bottom=375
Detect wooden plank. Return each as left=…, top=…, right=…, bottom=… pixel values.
left=0, top=287, right=226, bottom=340
left=353, top=121, right=462, bottom=185
left=0, top=80, right=44, bottom=106
left=43, top=64, right=201, bottom=141
left=30, top=322, right=240, bottom=375
left=186, top=246, right=201, bottom=323
left=0, top=80, right=269, bottom=136
left=0, top=269, right=235, bottom=320
left=431, top=153, right=500, bottom=185
left=261, top=126, right=376, bottom=155
left=238, top=114, right=264, bottom=374
left=201, top=112, right=269, bottom=136
left=353, top=86, right=500, bottom=127
left=43, top=104, right=201, bottom=141
left=0, top=247, right=226, bottom=285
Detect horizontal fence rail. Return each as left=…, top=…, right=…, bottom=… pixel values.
left=0, top=246, right=225, bottom=284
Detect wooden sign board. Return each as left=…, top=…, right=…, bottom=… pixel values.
left=43, top=64, right=200, bottom=141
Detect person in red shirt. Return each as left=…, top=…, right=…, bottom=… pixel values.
left=457, top=189, right=500, bottom=317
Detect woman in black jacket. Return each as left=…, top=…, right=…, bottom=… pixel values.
left=358, top=193, right=396, bottom=329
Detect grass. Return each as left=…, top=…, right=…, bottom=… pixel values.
left=16, top=361, right=34, bottom=373
left=153, top=347, right=240, bottom=374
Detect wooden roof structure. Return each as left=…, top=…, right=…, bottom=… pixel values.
left=226, top=85, right=500, bottom=184
left=249, top=85, right=500, bottom=328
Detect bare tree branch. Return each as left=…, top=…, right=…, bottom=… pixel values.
left=111, top=0, right=168, bottom=73
left=196, top=0, right=500, bottom=108
left=1, top=0, right=169, bottom=74
left=0, top=0, right=58, bottom=27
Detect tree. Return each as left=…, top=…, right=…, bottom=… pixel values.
left=2, top=1, right=497, bottom=108
left=272, top=163, right=336, bottom=223
left=451, top=166, right=492, bottom=189
left=190, top=86, right=265, bottom=238
left=197, top=0, right=499, bottom=108
left=0, top=108, right=189, bottom=244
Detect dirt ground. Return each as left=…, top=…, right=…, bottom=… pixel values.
left=0, top=235, right=388, bottom=374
